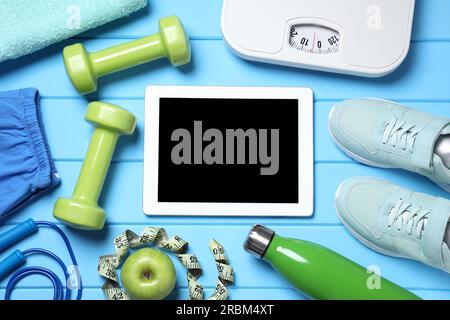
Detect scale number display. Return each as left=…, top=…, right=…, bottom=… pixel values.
left=289, top=24, right=340, bottom=54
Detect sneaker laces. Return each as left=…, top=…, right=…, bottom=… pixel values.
left=388, top=199, right=429, bottom=238
left=382, top=117, right=420, bottom=152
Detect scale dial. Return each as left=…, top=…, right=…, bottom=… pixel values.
left=289, top=24, right=340, bottom=54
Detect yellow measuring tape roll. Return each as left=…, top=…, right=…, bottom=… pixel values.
left=98, top=227, right=234, bottom=300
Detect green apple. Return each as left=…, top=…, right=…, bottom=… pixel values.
left=121, top=248, right=176, bottom=300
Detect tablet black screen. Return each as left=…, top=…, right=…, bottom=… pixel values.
left=158, top=98, right=299, bottom=203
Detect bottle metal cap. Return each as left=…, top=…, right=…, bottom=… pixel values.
left=243, top=224, right=275, bottom=258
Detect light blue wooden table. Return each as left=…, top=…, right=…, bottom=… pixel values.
left=1, top=0, right=450, bottom=300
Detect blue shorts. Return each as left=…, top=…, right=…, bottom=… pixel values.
left=0, top=88, right=60, bottom=221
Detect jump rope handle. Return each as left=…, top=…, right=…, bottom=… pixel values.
left=0, top=219, right=38, bottom=281
left=0, top=250, right=26, bottom=281
left=0, top=219, right=38, bottom=253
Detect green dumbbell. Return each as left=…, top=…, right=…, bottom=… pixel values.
left=63, top=16, right=191, bottom=95
left=53, top=102, right=136, bottom=230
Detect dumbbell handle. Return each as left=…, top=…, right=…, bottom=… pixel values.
left=73, top=128, right=119, bottom=203
left=90, top=34, right=166, bottom=77
left=0, top=219, right=38, bottom=253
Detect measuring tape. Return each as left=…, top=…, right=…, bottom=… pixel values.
left=98, top=227, right=234, bottom=300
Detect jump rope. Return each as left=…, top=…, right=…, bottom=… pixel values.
left=0, top=219, right=82, bottom=300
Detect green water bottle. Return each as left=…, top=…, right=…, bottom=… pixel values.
left=243, top=225, right=420, bottom=300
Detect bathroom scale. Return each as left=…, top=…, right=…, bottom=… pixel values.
left=143, top=86, right=314, bottom=217
left=222, top=0, right=415, bottom=77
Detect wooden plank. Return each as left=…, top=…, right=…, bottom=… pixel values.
left=1, top=42, right=450, bottom=100
left=7, top=162, right=450, bottom=225
left=0, top=225, right=448, bottom=291
left=1, top=288, right=449, bottom=300
left=38, top=99, right=450, bottom=162
left=79, top=0, right=450, bottom=41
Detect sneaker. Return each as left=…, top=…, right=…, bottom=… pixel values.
left=335, top=177, right=450, bottom=273
left=328, top=99, right=450, bottom=191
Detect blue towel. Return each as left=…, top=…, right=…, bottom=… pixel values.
left=0, top=0, right=148, bottom=63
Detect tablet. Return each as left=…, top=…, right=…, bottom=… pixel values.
left=143, top=86, right=314, bottom=216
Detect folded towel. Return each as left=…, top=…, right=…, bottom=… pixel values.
left=0, top=0, right=148, bottom=63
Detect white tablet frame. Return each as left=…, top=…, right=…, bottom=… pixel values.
left=143, top=86, right=314, bottom=217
